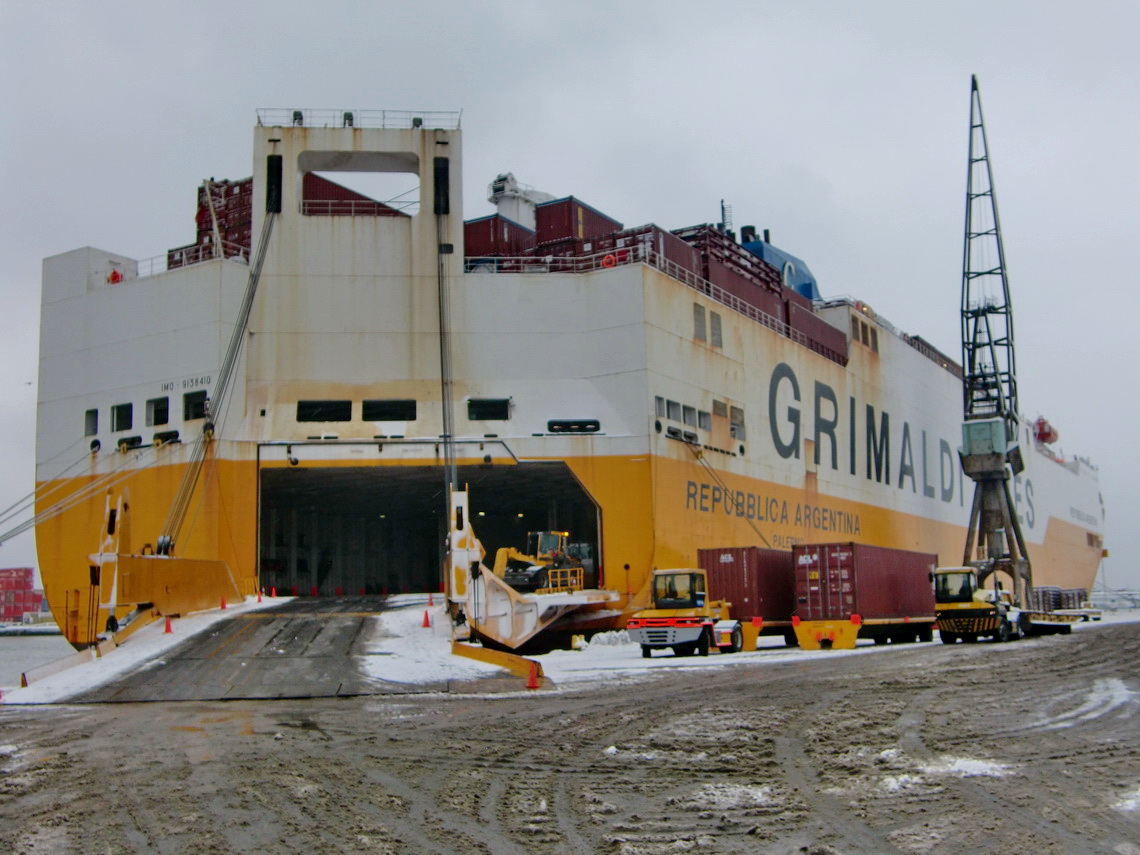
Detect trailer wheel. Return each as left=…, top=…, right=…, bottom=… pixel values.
left=940, top=631, right=958, bottom=644
left=695, top=629, right=710, bottom=657
left=641, top=645, right=652, bottom=659
left=726, top=626, right=743, bottom=653
left=918, top=624, right=934, bottom=643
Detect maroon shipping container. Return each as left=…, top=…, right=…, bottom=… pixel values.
left=530, top=237, right=585, bottom=258
left=0, top=567, right=33, bottom=582
left=301, top=173, right=406, bottom=217
left=534, top=196, right=622, bottom=244
left=699, top=547, right=795, bottom=625
left=674, top=225, right=783, bottom=292
left=783, top=286, right=812, bottom=318
left=787, top=301, right=848, bottom=363
left=464, top=214, right=536, bottom=257
left=793, top=543, right=937, bottom=622
left=594, top=225, right=701, bottom=276
left=707, top=259, right=785, bottom=320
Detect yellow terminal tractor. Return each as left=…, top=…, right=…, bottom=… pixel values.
left=625, top=568, right=743, bottom=658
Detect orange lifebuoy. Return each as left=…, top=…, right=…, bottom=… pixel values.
left=601, top=254, right=616, bottom=268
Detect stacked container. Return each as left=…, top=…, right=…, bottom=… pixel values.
left=534, top=196, right=622, bottom=245
left=0, top=567, right=41, bottom=623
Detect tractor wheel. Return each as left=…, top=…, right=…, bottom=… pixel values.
left=726, top=626, right=743, bottom=653
left=940, top=631, right=958, bottom=644
left=641, top=645, right=652, bottom=659
left=996, top=621, right=1011, bottom=643
left=695, top=629, right=710, bottom=657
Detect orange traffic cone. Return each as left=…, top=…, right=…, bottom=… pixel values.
left=221, top=596, right=227, bottom=610
left=271, top=586, right=277, bottom=598
left=428, top=592, right=434, bottom=606
left=422, top=610, right=432, bottom=628
left=526, top=662, right=540, bottom=690
left=164, top=616, right=172, bottom=634
left=257, top=588, right=263, bottom=603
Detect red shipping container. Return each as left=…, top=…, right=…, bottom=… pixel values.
left=603, top=225, right=701, bottom=276
left=788, top=301, right=848, bottom=363
left=531, top=237, right=585, bottom=258
left=707, top=259, right=784, bottom=321
left=300, top=173, right=405, bottom=217
left=783, top=286, right=812, bottom=319
left=699, top=546, right=795, bottom=623
left=535, top=196, right=622, bottom=244
left=464, top=214, right=535, bottom=257
left=793, top=543, right=937, bottom=622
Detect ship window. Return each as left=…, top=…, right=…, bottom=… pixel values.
left=683, top=405, right=697, bottom=427
left=297, top=400, right=352, bottom=422
left=699, top=410, right=711, bottom=430
left=870, top=327, right=879, bottom=353
left=84, top=409, right=98, bottom=437
left=710, top=312, right=723, bottom=348
left=111, top=403, right=133, bottom=432
left=730, top=406, right=745, bottom=441
left=861, top=323, right=870, bottom=346
left=655, top=396, right=665, bottom=418
left=666, top=400, right=681, bottom=421
left=712, top=400, right=728, bottom=418
left=363, top=399, right=416, bottom=421
left=146, top=397, right=169, bottom=427
left=693, top=303, right=707, bottom=341
left=468, top=398, right=510, bottom=420
left=184, top=390, right=208, bottom=421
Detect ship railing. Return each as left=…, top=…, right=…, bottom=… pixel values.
left=465, top=247, right=848, bottom=365
left=256, top=108, right=462, bottom=130
left=300, top=199, right=415, bottom=217
left=95, top=242, right=250, bottom=287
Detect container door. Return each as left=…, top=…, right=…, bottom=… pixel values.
left=821, top=546, right=847, bottom=619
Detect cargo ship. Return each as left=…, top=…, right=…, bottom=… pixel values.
left=33, top=109, right=1104, bottom=647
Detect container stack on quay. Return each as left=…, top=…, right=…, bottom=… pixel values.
left=0, top=567, right=42, bottom=624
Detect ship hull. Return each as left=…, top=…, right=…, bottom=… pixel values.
left=34, top=117, right=1103, bottom=646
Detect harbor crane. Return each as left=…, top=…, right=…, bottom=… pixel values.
left=957, top=75, right=1032, bottom=605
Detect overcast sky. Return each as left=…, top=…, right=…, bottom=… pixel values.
left=1, top=1, right=1136, bottom=588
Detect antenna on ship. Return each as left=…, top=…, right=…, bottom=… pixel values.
left=958, top=75, right=1032, bottom=604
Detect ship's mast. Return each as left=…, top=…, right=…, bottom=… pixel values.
left=959, top=75, right=1032, bottom=603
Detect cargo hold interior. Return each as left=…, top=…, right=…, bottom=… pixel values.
left=258, top=461, right=601, bottom=596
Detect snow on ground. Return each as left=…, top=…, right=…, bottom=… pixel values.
left=918, top=756, right=1016, bottom=778
left=4, top=598, right=1140, bottom=704
left=1115, top=787, right=1140, bottom=812
left=359, top=594, right=503, bottom=684
left=1, top=595, right=285, bottom=704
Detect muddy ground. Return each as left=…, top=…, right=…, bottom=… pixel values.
left=2, top=622, right=1138, bottom=854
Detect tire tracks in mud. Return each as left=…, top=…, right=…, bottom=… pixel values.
left=2, top=623, right=1139, bottom=853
